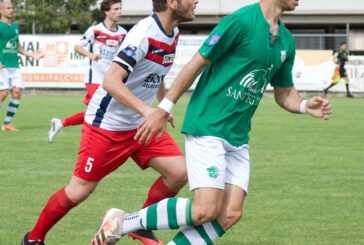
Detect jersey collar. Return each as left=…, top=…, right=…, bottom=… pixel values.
left=152, top=13, right=174, bottom=38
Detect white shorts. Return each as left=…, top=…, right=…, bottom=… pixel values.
left=185, top=134, right=250, bottom=193
left=0, top=68, right=25, bottom=90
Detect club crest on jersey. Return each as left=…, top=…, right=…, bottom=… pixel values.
left=123, top=45, right=137, bottom=57
left=208, top=34, right=221, bottom=46
left=280, top=50, right=287, bottom=63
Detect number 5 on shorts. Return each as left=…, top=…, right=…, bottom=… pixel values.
left=85, top=157, right=94, bottom=173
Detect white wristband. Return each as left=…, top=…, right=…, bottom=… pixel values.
left=158, top=98, right=174, bottom=114
left=299, top=100, right=307, bottom=114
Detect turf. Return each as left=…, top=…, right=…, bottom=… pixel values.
left=0, top=94, right=363, bottom=245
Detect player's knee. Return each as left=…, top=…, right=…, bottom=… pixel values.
left=172, top=168, right=188, bottom=185
left=192, top=203, right=220, bottom=225
left=220, top=209, right=243, bottom=230
left=66, top=179, right=97, bottom=203
left=11, top=88, right=22, bottom=99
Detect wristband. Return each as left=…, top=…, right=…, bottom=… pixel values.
left=299, top=100, right=307, bottom=114
left=158, top=98, right=174, bottom=113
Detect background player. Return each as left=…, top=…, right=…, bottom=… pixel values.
left=0, top=0, right=44, bottom=132
left=324, top=41, right=354, bottom=98
left=92, top=0, right=332, bottom=244
left=22, top=0, right=198, bottom=244
left=48, top=0, right=127, bottom=142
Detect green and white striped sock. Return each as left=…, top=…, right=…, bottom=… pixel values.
left=167, top=220, right=225, bottom=245
left=122, top=197, right=193, bottom=235
left=3, top=98, right=20, bottom=125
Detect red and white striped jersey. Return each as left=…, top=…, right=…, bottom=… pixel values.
left=85, top=14, right=179, bottom=131
left=79, top=22, right=127, bottom=84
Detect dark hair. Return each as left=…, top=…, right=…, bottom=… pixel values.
left=100, top=0, right=121, bottom=16
left=152, top=0, right=168, bottom=12
left=340, top=41, right=347, bottom=46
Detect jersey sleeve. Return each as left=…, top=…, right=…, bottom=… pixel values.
left=113, top=25, right=148, bottom=73
left=270, top=37, right=295, bottom=87
left=198, top=15, right=243, bottom=63
left=78, top=26, right=95, bottom=48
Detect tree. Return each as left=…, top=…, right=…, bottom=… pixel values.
left=12, top=0, right=98, bottom=34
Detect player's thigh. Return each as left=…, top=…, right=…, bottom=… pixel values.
left=148, top=155, right=186, bottom=180
left=132, top=131, right=183, bottom=170
left=185, top=135, right=228, bottom=191
left=225, top=144, right=250, bottom=193
left=74, top=123, right=138, bottom=182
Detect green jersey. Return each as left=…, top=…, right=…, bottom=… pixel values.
left=0, top=21, right=20, bottom=68
left=181, top=3, right=295, bottom=146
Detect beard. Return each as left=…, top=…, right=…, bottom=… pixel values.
left=172, top=4, right=195, bottom=23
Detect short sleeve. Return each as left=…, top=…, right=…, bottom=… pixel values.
left=78, top=26, right=94, bottom=47
left=113, top=25, right=148, bottom=73
left=198, top=15, right=242, bottom=63
left=270, top=39, right=295, bottom=87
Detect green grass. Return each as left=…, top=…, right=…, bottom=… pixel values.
left=0, top=94, right=363, bottom=244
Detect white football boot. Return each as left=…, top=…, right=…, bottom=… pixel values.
left=91, top=208, right=127, bottom=245
left=48, top=118, right=63, bottom=143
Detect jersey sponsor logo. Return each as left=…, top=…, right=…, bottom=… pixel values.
left=281, top=50, right=287, bottom=63
left=141, top=73, right=165, bottom=89
left=106, top=39, right=119, bottom=47
left=123, top=45, right=137, bottom=57
left=162, top=53, right=175, bottom=64
left=226, top=65, right=273, bottom=106
left=5, top=39, right=17, bottom=49
left=208, top=34, right=221, bottom=46
left=145, top=35, right=178, bottom=67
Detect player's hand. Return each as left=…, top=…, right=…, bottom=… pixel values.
left=91, top=54, right=102, bottom=61
left=306, top=96, right=331, bottom=120
left=33, top=48, right=46, bottom=60
left=0, top=62, right=3, bottom=69
left=167, top=113, right=175, bottom=128
left=135, top=108, right=170, bottom=145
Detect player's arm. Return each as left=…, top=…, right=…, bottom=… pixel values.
left=157, top=80, right=175, bottom=128
left=75, top=26, right=101, bottom=61
left=17, top=43, right=45, bottom=60
left=274, top=86, right=331, bottom=120
left=135, top=52, right=210, bottom=144
left=74, top=44, right=101, bottom=61
left=102, top=63, right=153, bottom=117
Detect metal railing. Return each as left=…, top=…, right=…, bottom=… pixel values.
left=293, top=33, right=348, bottom=50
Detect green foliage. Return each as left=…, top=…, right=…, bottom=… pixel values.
left=11, top=0, right=98, bottom=33
left=0, top=94, right=363, bottom=244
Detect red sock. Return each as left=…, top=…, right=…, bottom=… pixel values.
left=142, top=177, right=177, bottom=208
left=28, top=187, right=76, bottom=241
left=61, top=112, right=85, bottom=127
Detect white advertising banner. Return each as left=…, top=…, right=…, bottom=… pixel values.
left=19, top=35, right=364, bottom=92
left=20, top=35, right=88, bottom=88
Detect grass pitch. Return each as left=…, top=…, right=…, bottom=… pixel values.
left=0, top=93, right=363, bottom=245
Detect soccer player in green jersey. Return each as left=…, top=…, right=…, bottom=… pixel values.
left=0, top=0, right=44, bottom=131
left=93, top=0, right=332, bottom=244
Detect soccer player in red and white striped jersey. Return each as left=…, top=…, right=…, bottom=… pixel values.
left=48, top=0, right=127, bottom=143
